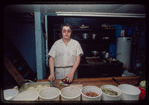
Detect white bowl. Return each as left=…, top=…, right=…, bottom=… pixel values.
left=12, top=90, right=39, bottom=101
left=101, top=85, right=121, bottom=101
left=3, top=89, right=18, bottom=101
left=61, top=86, right=81, bottom=101
left=118, top=84, right=140, bottom=100
left=81, top=86, right=102, bottom=101
left=39, top=87, right=60, bottom=101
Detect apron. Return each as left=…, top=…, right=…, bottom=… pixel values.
left=55, top=67, right=78, bottom=79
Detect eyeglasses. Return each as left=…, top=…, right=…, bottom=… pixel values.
left=62, top=29, right=71, bottom=33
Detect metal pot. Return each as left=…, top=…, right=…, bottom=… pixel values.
left=82, top=33, right=89, bottom=39
left=104, top=53, right=112, bottom=59
left=91, top=51, right=99, bottom=56
left=100, top=51, right=112, bottom=59
left=92, top=34, right=96, bottom=40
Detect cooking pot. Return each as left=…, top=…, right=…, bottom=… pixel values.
left=91, top=51, right=99, bottom=56
left=92, top=34, right=96, bottom=40
left=100, top=51, right=112, bottom=59
left=82, top=33, right=89, bottom=39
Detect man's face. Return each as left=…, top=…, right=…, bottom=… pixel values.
left=62, top=26, right=71, bottom=40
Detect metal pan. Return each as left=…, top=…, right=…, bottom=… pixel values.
left=91, top=51, right=99, bottom=56
left=100, top=51, right=112, bottom=59
left=19, top=80, right=51, bottom=93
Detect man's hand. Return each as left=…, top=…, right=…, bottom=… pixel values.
left=63, top=73, right=74, bottom=83
left=48, top=73, right=55, bottom=81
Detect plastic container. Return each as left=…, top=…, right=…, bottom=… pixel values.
left=101, top=85, right=121, bottom=101
left=81, top=86, right=102, bottom=101
left=3, top=89, right=18, bottom=101
left=12, top=90, right=39, bottom=101
left=61, top=86, right=81, bottom=101
left=39, top=87, right=60, bottom=101
left=118, top=84, right=140, bottom=100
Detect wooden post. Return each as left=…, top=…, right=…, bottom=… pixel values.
left=34, top=12, right=46, bottom=80
left=45, top=15, right=49, bottom=67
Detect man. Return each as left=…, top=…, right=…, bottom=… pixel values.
left=48, top=23, right=83, bottom=83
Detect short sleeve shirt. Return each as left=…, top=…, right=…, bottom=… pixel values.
left=48, top=39, right=83, bottom=67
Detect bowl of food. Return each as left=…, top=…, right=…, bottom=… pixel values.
left=101, top=85, right=121, bottom=101
left=118, top=84, right=140, bottom=100
left=12, top=90, right=39, bottom=101
left=81, top=86, right=102, bottom=101
left=39, top=87, right=60, bottom=101
left=60, top=86, right=81, bottom=101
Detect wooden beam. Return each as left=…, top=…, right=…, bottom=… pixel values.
left=4, top=55, right=24, bottom=86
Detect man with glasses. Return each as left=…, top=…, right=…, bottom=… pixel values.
left=48, top=23, right=83, bottom=83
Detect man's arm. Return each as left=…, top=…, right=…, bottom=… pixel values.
left=49, top=56, right=55, bottom=73
left=48, top=56, right=55, bottom=81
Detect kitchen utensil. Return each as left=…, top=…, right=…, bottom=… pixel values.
left=12, top=90, right=39, bottom=101
left=103, top=37, right=109, bottom=40
left=92, top=34, right=96, bottom=39
left=81, top=86, right=102, bottom=101
left=118, top=84, right=141, bottom=100
left=51, top=81, right=59, bottom=89
left=24, top=79, right=35, bottom=83
left=60, top=86, right=81, bottom=101
left=100, top=51, right=112, bottom=59
left=38, top=87, right=60, bottom=101
left=100, top=85, right=121, bottom=101
left=91, top=51, right=99, bottom=56
left=3, top=89, right=18, bottom=101
left=82, top=33, right=89, bottom=39
left=105, top=53, right=112, bottom=58
left=80, top=25, right=89, bottom=29
left=101, top=23, right=109, bottom=28
left=112, top=78, right=120, bottom=85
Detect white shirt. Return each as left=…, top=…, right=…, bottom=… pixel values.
left=48, top=38, right=83, bottom=67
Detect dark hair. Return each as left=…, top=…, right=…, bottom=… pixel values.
left=60, top=23, right=72, bottom=37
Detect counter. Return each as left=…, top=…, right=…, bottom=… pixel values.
left=78, top=57, right=124, bottom=78
left=37, top=76, right=140, bottom=90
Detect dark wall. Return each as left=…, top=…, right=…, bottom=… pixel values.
left=4, top=14, right=36, bottom=72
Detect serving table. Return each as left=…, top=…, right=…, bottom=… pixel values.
left=37, top=76, right=140, bottom=90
